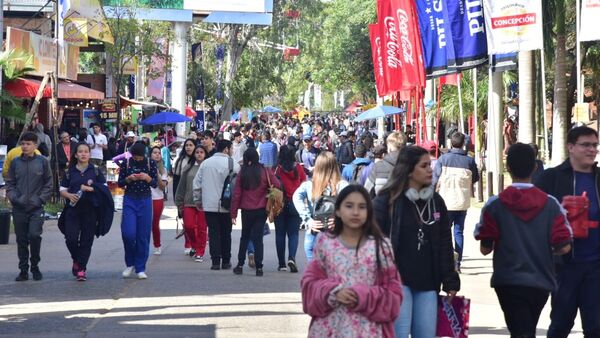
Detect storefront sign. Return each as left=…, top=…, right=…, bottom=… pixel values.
left=6, top=27, right=79, bottom=80
left=101, top=99, right=117, bottom=113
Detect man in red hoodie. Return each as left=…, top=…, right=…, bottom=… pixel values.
left=474, top=143, right=572, bottom=337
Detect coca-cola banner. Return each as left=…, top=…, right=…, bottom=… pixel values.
left=377, top=0, right=425, bottom=91
left=416, top=0, right=456, bottom=77
left=447, top=0, right=488, bottom=69
left=482, top=0, right=543, bottom=54
left=580, top=0, right=600, bottom=42
left=369, top=24, right=389, bottom=97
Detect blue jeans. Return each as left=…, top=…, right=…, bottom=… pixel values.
left=394, top=285, right=438, bottom=338
left=247, top=241, right=255, bottom=255
left=447, top=210, right=467, bottom=264
left=121, top=196, right=152, bottom=273
left=548, top=260, right=600, bottom=338
left=304, top=231, right=317, bottom=261
left=274, top=201, right=301, bottom=267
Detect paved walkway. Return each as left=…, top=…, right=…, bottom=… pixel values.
left=0, top=200, right=584, bottom=337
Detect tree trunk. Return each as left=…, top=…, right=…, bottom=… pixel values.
left=518, top=50, right=536, bottom=144
left=222, top=25, right=256, bottom=122
left=551, top=0, right=568, bottom=166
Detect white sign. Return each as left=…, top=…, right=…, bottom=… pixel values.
left=482, top=0, right=543, bottom=54
left=580, top=0, right=600, bottom=41
left=184, top=0, right=266, bottom=13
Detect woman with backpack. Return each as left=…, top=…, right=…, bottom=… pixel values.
left=118, top=141, right=158, bottom=280
left=172, top=138, right=196, bottom=254
left=293, top=151, right=348, bottom=261
left=59, top=143, right=107, bottom=281
left=274, top=145, right=307, bottom=273
left=373, top=146, right=460, bottom=338
left=230, top=148, right=280, bottom=277
left=175, top=145, right=209, bottom=262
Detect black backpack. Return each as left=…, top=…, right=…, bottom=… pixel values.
left=312, top=188, right=337, bottom=231
left=220, top=157, right=237, bottom=210
left=38, top=141, right=49, bottom=157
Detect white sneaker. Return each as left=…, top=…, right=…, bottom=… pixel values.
left=122, top=266, right=134, bottom=278
left=154, top=247, right=162, bottom=255
left=137, top=272, right=148, bottom=279
left=194, top=255, right=204, bottom=262
left=184, top=248, right=191, bottom=255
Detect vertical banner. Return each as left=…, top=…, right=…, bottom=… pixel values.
left=482, top=0, right=543, bottom=54
left=215, top=45, right=225, bottom=101
left=377, top=0, right=426, bottom=91
left=369, top=24, right=388, bottom=97
left=447, top=0, right=488, bottom=69
left=416, top=0, right=456, bottom=77
left=580, top=0, right=600, bottom=42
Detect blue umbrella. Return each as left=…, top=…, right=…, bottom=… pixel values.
left=354, top=105, right=405, bottom=122
left=139, top=111, right=192, bottom=125
left=263, top=105, right=282, bottom=113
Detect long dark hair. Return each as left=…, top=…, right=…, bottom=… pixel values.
left=241, top=148, right=262, bottom=190
left=278, top=144, right=298, bottom=177
left=69, top=142, right=92, bottom=170
left=174, top=138, right=196, bottom=170
left=331, top=184, right=392, bottom=273
left=184, top=144, right=208, bottom=174
left=378, top=146, right=429, bottom=205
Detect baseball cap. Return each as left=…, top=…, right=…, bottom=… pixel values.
left=302, top=134, right=312, bottom=141
left=125, top=131, right=136, bottom=138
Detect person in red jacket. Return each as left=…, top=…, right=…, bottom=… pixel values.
left=274, top=145, right=307, bottom=272
left=230, top=148, right=281, bottom=276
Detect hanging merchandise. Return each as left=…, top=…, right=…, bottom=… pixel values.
left=416, top=0, right=457, bottom=77
left=580, top=0, right=600, bottom=42
left=447, top=0, right=488, bottom=70
left=377, top=0, right=426, bottom=92
left=482, top=0, right=544, bottom=54
left=369, top=24, right=389, bottom=97
left=215, top=45, right=225, bottom=101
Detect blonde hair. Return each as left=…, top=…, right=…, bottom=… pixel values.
left=311, top=151, right=342, bottom=201
left=386, top=131, right=407, bottom=152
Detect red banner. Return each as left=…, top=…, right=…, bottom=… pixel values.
left=377, top=0, right=425, bottom=92
left=369, top=24, right=388, bottom=97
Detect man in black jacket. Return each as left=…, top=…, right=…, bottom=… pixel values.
left=53, top=131, right=77, bottom=176
left=336, top=131, right=355, bottom=168
left=6, top=132, right=53, bottom=281
left=535, top=126, right=600, bottom=338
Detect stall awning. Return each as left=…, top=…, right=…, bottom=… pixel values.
left=120, top=96, right=168, bottom=109
left=3, top=78, right=105, bottom=100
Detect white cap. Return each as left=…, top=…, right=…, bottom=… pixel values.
left=125, top=131, right=136, bottom=138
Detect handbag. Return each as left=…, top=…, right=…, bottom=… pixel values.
left=265, top=168, right=284, bottom=222
left=175, top=216, right=186, bottom=239
left=436, top=295, right=470, bottom=338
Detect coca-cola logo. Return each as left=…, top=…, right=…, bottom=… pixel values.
left=383, top=16, right=402, bottom=69
left=375, top=37, right=385, bottom=77
left=396, top=9, right=414, bottom=65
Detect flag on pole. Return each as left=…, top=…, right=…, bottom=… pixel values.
left=369, top=24, right=389, bottom=97
left=580, top=0, right=600, bottom=41
left=416, top=0, right=456, bottom=77
left=439, top=73, right=463, bottom=86
left=482, top=0, right=543, bottom=54
left=447, top=0, right=488, bottom=70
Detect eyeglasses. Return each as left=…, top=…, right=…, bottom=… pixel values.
left=575, top=142, right=600, bottom=150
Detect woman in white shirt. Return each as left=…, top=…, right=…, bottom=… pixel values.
left=150, top=146, right=168, bottom=255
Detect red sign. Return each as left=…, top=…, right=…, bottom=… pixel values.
left=369, top=24, right=388, bottom=97
left=377, top=0, right=425, bottom=92
left=492, top=13, right=537, bottom=29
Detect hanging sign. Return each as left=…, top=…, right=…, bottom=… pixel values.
left=482, top=0, right=543, bottom=54
left=580, top=0, right=600, bottom=42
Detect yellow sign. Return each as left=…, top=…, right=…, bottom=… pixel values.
left=64, top=18, right=88, bottom=47
left=68, top=0, right=114, bottom=44
left=6, top=27, right=79, bottom=80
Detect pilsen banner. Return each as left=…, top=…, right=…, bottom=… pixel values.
left=447, top=0, right=488, bottom=69
left=369, top=24, right=388, bottom=96
left=482, top=0, right=543, bottom=54
left=377, top=0, right=426, bottom=92
left=416, top=0, right=456, bottom=78
left=580, top=0, right=600, bottom=42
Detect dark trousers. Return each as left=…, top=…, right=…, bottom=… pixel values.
left=548, top=260, right=600, bottom=338
left=64, top=204, right=97, bottom=270
left=448, top=210, right=467, bottom=263
left=172, top=175, right=181, bottom=201
left=495, top=285, right=549, bottom=338
left=205, top=212, right=232, bottom=266
left=13, top=208, right=45, bottom=272
left=274, top=201, right=301, bottom=267
left=237, top=209, right=267, bottom=269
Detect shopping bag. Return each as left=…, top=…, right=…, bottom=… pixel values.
left=436, top=295, right=470, bottom=338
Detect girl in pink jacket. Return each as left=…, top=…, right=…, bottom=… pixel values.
left=301, top=185, right=403, bottom=337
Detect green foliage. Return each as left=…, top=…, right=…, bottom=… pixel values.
left=0, top=49, right=36, bottom=122
left=79, top=52, right=104, bottom=74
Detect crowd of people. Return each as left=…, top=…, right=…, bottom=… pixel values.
left=5, top=111, right=600, bottom=337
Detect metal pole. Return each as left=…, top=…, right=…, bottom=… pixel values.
left=457, top=74, right=465, bottom=133
left=0, top=0, right=4, bottom=142
left=577, top=0, right=583, bottom=103
left=540, top=48, right=550, bottom=163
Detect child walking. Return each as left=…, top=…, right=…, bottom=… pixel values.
left=301, top=185, right=402, bottom=337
